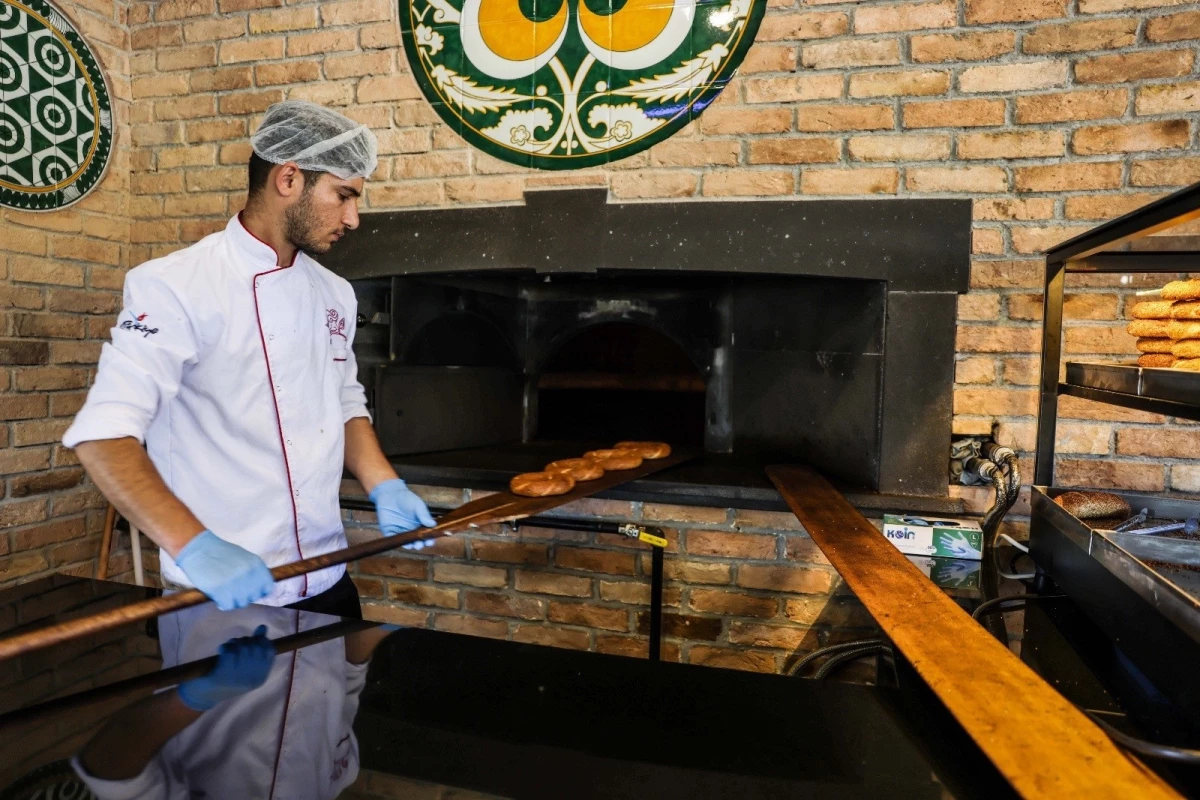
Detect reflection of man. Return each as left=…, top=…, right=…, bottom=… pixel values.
left=63, top=100, right=435, bottom=616
left=72, top=604, right=392, bottom=798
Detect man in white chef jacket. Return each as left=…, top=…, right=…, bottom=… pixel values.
left=63, top=101, right=436, bottom=617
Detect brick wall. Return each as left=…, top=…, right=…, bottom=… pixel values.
left=0, top=0, right=133, bottom=588
left=2, top=0, right=1199, bottom=665
left=115, top=0, right=1200, bottom=496
left=343, top=483, right=879, bottom=673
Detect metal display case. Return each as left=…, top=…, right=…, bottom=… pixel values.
left=1035, top=182, right=1200, bottom=478
left=1031, top=182, right=1200, bottom=673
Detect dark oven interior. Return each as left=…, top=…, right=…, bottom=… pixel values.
left=333, top=190, right=971, bottom=508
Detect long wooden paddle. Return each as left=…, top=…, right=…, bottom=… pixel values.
left=767, top=464, right=1179, bottom=800
left=0, top=451, right=690, bottom=663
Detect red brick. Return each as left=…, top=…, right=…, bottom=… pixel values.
left=801, top=38, right=901, bottom=69
left=636, top=611, right=722, bottom=640
left=784, top=535, right=833, bottom=566
left=1146, top=10, right=1200, bottom=42
left=1064, top=325, right=1136, bottom=354
left=554, top=547, right=637, bottom=576
left=688, top=645, right=777, bottom=673
left=956, top=356, right=998, bottom=384
left=958, top=130, right=1064, bottom=160
left=904, top=99, right=1006, bottom=129
left=855, top=0, right=955, bottom=33
left=686, top=530, right=777, bottom=559
left=0, top=498, right=48, bottom=528
left=514, top=571, right=592, bottom=597
left=1059, top=394, right=1164, bottom=423
left=1073, top=120, right=1190, bottom=155
left=802, top=168, right=899, bottom=195
left=688, top=588, right=777, bottom=618
left=1065, top=193, right=1166, bottom=220
left=959, top=61, right=1068, bottom=93
left=702, top=171, right=795, bottom=197
left=1136, top=81, right=1200, bottom=116
left=910, top=30, right=1015, bottom=62
left=744, top=74, right=842, bottom=104
left=361, top=604, right=429, bottom=627
left=388, top=583, right=460, bottom=608
left=1022, top=18, right=1138, bottom=53
left=849, top=70, right=949, bottom=98
left=661, top=560, right=732, bottom=584
left=966, top=0, right=1067, bottom=23
left=464, top=591, right=545, bottom=620
left=757, top=11, right=848, bottom=41
left=643, top=503, right=728, bottom=525
left=470, top=540, right=549, bottom=565
left=1076, top=50, right=1195, bottom=84
left=12, top=517, right=85, bottom=550
left=1131, top=157, right=1200, bottom=187
left=431, top=562, right=506, bottom=588
left=0, top=553, right=50, bottom=581
left=907, top=167, right=1008, bottom=193
left=512, top=625, right=590, bottom=650
left=1014, top=162, right=1122, bottom=192
left=747, top=138, right=841, bottom=165
left=434, top=614, right=508, bottom=639
left=737, top=565, right=834, bottom=594
left=1017, top=89, right=1128, bottom=123
left=953, top=387, right=1039, bottom=416
left=1056, top=459, right=1165, bottom=492
left=727, top=622, right=811, bottom=649
left=1116, top=428, right=1200, bottom=458
left=784, top=596, right=876, bottom=627
left=547, top=602, right=629, bottom=631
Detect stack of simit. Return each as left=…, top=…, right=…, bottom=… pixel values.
left=1127, top=280, right=1200, bottom=371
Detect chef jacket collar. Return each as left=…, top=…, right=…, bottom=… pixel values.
left=228, top=213, right=299, bottom=272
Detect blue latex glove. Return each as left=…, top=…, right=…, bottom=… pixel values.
left=174, top=530, right=275, bottom=611
left=177, top=625, right=275, bottom=711
left=369, top=478, right=437, bottom=551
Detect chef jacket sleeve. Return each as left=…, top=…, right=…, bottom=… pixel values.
left=340, top=308, right=370, bottom=424
left=63, top=269, right=201, bottom=448
left=71, top=754, right=188, bottom=800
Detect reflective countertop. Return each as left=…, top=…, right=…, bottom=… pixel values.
left=0, top=576, right=1014, bottom=799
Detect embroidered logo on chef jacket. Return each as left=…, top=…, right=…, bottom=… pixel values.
left=326, top=308, right=348, bottom=362
left=117, top=311, right=159, bottom=338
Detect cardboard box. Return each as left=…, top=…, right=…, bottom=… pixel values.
left=882, top=514, right=983, bottom=560
left=906, top=555, right=981, bottom=590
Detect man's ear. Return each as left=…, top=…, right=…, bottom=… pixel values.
left=273, top=163, right=302, bottom=199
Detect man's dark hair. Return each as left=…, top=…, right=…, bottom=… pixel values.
left=247, top=152, right=323, bottom=199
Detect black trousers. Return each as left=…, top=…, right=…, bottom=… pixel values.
left=285, top=570, right=362, bottom=620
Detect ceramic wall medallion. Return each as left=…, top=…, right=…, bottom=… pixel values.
left=399, top=0, right=764, bottom=170
left=0, top=0, right=113, bottom=211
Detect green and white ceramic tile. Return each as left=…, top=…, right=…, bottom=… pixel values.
left=0, top=0, right=113, bottom=211
left=399, top=0, right=764, bottom=170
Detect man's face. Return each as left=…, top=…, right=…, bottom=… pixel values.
left=284, top=173, right=364, bottom=255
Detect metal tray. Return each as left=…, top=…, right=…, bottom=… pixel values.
left=1032, top=488, right=1200, bottom=645
left=1064, top=362, right=1141, bottom=395
left=1139, top=365, right=1200, bottom=406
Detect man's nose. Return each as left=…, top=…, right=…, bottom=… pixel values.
left=343, top=203, right=360, bottom=231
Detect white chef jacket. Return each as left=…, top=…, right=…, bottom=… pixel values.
left=63, top=214, right=370, bottom=605
left=72, top=604, right=369, bottom=800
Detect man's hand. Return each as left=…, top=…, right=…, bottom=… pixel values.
left=368, top=478, right=438, bottom=550
left=174, top=531, right=275, bottom=610
left=177, top=625, right=276, bottom=710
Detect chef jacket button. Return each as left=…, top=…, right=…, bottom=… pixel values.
left=287, top=439, right=293, bottom=445
left=268, top=334, right=275, bottom=341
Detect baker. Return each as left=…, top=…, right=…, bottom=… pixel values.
left=63, top=101, right=436, bottom=618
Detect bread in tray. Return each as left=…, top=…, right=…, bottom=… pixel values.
left=1162, top=279, right=1200, bottom=301
left=1132, top=300, right=1175, bottom=319
left=1128, top=319, right=1172, bottom=338
left=1138, top=353, right=1176, bottom=368
left=1136, top=337, right=1174, bottom=354
left=1055, top=491, right=1131, bottom=520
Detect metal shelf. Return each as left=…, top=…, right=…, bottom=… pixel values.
left=1035, top=181, right=1200, bottom=486
left=1059, top=383, right=1200, bottom=422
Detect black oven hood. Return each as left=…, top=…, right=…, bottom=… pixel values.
left=325, top=190, right=971, bottom=507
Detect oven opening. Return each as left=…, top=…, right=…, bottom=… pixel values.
left=536, top=322, right=706, bottom=447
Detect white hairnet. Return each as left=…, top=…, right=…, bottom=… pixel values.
left=250, top=100, right=378, bottom=180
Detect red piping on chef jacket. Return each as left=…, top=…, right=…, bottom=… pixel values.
left=243, top=214, right=307, bottom=596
